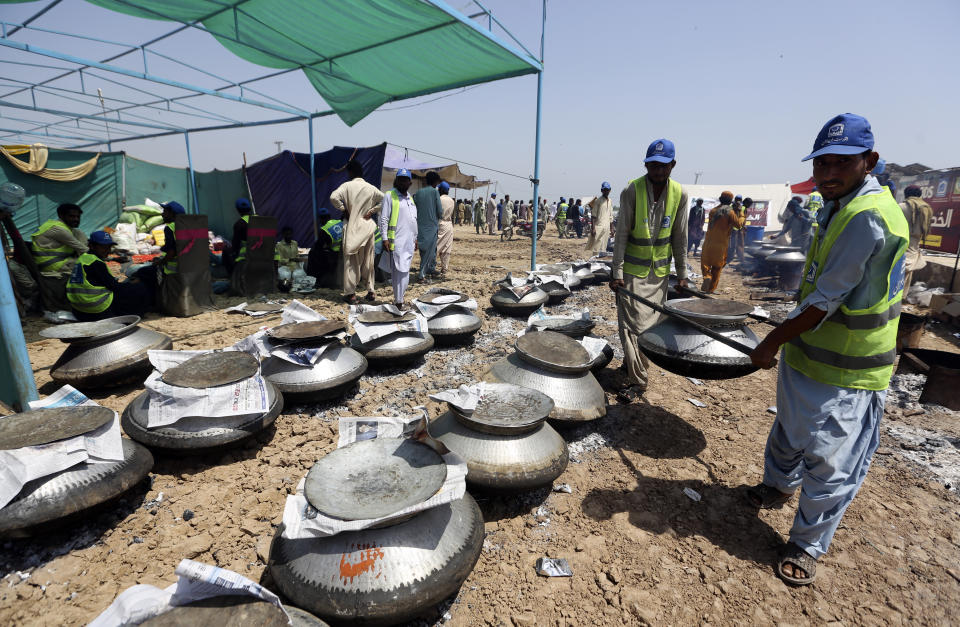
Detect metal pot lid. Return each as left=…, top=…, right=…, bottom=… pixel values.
left=766, top=250, right=808, bottom=263
left=141, top=597, right=289, bottom=627
left=267, top=320, right=346, bottom=341
left=160, top=351, right=260, bottom=388
left=0, top=406, right=114, bottom=450
left=515, top=330, right=591, bottom=372
left=450, top=383, right=553, bottom=433
left=664, top=298, right=753, bottom=325
left=245, top=303, right=284, bottom=313
left=530, top=318, right=595, bottom=337
left=40, top=315, right=140, bottom=342
left=770, top=244, right=801, bottom=251
left=355, top=311, right=416, bottom=323
left=304, top=437, right=447, bottom=520
left=417, top=292, right=468, bottom=305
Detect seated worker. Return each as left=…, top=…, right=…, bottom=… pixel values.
left=276, top=226, right=300, bottom=271
left=31, top=202, right=88, bottom=316
left=231, top=197, right=253, bottom=267
left=132, top=200, right=187, bottom=295
left=306, top=211, right=342, bottom=288
left=67, top=231, right=154, bottom=321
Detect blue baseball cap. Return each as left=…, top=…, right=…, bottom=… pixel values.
left=89, top=231, right=115, bottom=246
left=235, top=198, right=251, bottom=210
left=601, top=181, right=612, bottom=190
left=395, top=168, right=412, bottom=179
left=872, top=158, right=886, bottom=175
left=644, top=138, right=675, bottom=163
left=802, top=113, right=874, bottom=162
left=734, top=194, right=742, bottom=201
left=438, top=181, right=450, bottom=192
left=491, top=193, right=497, bottom=197
left=161, top=200, right=186, bottom=215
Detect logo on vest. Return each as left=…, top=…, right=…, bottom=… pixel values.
left=805, top=261, right=818, bottom=284
left=661, top=215, right=671, bottom=230
left=888, top=256, right=905, bottom=301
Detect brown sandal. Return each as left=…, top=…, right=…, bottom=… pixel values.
left=777, top=542, right=817, bottom=585
left=746, top=483, right=793, bottom=509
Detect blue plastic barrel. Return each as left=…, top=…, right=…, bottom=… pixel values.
left=745, top=225, right=765, bottom=244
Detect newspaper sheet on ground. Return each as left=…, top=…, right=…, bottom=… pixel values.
left=348, top=303, right=428, bottom=344
left=281, top=414, right=467, bottom=539
left=0, top=386, right=124, bottom=510
left=144, top=350, right=269, bottom=428
left=88, top=559, right=290, bottom=627
left=579, top=336, right=609, bottom=362
left=413, top=289, right=479, bottom=319
left=429, top=383, right=487, bottom=414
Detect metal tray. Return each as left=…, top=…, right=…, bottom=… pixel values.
left=40, top=315, right=140, bottom=343
left=450, top=383, right=553, bottom=435
left=417, top=292, right=468, bottom=305
left=356, top=311, right=416, bottom=324
left=664, top=297, right=753, bottom=325
left=161, top=351, right=260, bottom=388
left=304, top=438, right=446, bottom=520
left=244, top=303, right=284, bottom=313
left=529, top=317, right=595, bottom=338
left=515, top=330, right=591, bottom=373
left=267, top=320, right=346, bottom=342
left=0, top=406, right=114, bottom=450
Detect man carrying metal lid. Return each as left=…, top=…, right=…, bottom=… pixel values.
left=609, top=138, right=689, bottom=403
left=748, top=113, right=909, bottom=586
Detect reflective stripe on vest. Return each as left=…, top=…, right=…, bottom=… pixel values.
left=163, top=222, right=178, bottom=275
left=557, top=203, right=567, bottom=221
left=386, top=190, right=401, bottom=250
left=783, top=187, right=909, bottom=390
left=235, top=214, right=251, bottom=262
left=66, top=253, right=113, bottom=313
left=321, top=220, right=343, bottom=252
left=31, top=219, right=77, bottom=272
left=623, top=177, right=682, bottom=278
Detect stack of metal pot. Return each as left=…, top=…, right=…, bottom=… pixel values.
left=121, top=351, right=284, bottom=452
left=638, top=298, right=760, bottom=379
left=348, top=309, right=435, bottom=367
left=429, top=383, right=568, bottom=491
left=414, top=290, right=482, bottom=346
left=42, top=316, right=172, bottom=389
left=0, top=405, right=153, bottom=536
left=259, top=320, right=367, bottom=402
left=270, top=436, right=483, bottom=625
left=487, top=330, right=606, bottom=422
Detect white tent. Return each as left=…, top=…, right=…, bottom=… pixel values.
left=681, top=182, right=795, bottom=234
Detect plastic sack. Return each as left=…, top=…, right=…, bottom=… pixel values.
left=143, top=215, right=164, bottom=230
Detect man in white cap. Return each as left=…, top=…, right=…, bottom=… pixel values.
left=748, top=113, right=908, bottom=586
left=609, top=139, right=689, bottom=402
left=378, top=169, right=418, bottom=307
left=585, top=182, right=614, bottom=256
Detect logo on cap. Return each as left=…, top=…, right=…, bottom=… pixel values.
left=655, top=142, right=664, bottom=152
left=827, top=123, right=844, bottom=138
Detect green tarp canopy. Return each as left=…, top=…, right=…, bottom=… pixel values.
left=73, top=0, right=542, bottom=126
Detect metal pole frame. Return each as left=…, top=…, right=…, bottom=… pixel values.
left=184, top=131, right=199, bottom=213
left=309, top=117, right=318, bottom=242
left=0, top=249, right=38, bottom=410
left=529, top=0, right=546, bottom=270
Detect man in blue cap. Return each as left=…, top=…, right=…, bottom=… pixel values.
left=585, top=182, right=613, bottom=255
left=414, top=171, right=443, bottom=283
left=378, top=169, right=418, bottom=307
left=747, top=113, right=909, bottom=586
left=67, top=231, right=154, bottom=321
left=609, top=138, right=689, bottom=402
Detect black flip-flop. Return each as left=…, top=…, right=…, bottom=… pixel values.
left=364, top=292, right=376, bottom=302
left=746, top=483, right=794, bottom=509
left=777, top=542, right=817, bottom=586
left=615, top=385, right=644, bottom=404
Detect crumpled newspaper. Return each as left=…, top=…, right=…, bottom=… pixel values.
left=88, top=559, right=290, bottom=627
left=413, top=289, right=479, bottom=319
left=280, top=413, right=466, bottom=539
left=429, top=383, right=488, bottom=414
left=349, top=303, right=428, bottom=344
left=0, top=385, right=124, bottom=511
left=233, top=301, right=345, bottom=367
left=144, top=350, right=269, bottom=428
left=493, top=272, right=538, bottom=299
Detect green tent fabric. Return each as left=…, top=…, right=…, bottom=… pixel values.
left=80, top=0, right=541, bottom=126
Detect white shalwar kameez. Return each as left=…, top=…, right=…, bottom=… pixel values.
left=378, top=189, right=418, bottom=304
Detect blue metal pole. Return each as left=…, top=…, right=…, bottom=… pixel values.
left=184, top=131, right=199, bottom=213
left=309, top=117, right=318, bottom=242
left=530, top=0, right=546, bottom=271
left=0, top=250, right=38, bottom=410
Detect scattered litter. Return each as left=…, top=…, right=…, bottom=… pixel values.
left=683, top=487, right=702, bottom=502
left=686, top=377, right=703, bottom=386
left=552, top=484, right=572, bottom=494
left=687, top=398, right=706, bottom=408
left=535, top=557, right=573, bottom=577
left=182, top=509, right=194, bottom=522
left=766, top=406, right=778, bottom=415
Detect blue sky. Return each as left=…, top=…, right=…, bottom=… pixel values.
left=2, top=0, right=958, bottom=203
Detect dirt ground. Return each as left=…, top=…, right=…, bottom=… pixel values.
left=2, top=223, right=959, bottom=626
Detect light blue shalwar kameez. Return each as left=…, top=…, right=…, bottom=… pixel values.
left=765, top=176, right=897, bottom=559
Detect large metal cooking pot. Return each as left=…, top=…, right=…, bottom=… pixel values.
left=262, top=345, right=367, bottom=402
left=43, top=316, right=173, bottom=389
left=766, top=250, right=806, bottom=291
left=488, top=353, right=605, bottom=421
left=424, top=306, right=482, bottom=345
left=638, top=298, right=760, bottom=379
left=430, top=410, right=567, bottom=491
left=571, top=263, right=597, bottom=285
left=766, top=250, right=806, bottom=265
left=269, top=494, right=484, bottom=627
left=490, top=287, right=549, bottom=317
left=349, top=331, right=434, bottom=367
left=0, top=438, right=153, bottom=536
left=120, top=381, right=284, bottom=451
left=529, top=272, right=572, bottom=304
